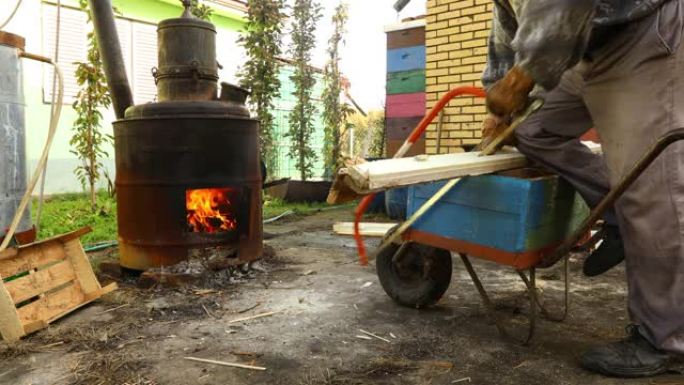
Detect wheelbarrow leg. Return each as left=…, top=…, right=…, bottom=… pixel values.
left=459, top=253, right=537, bottom=345
left=518, top=256, right=571, bottom=323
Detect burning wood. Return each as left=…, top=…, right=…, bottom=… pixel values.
left=185, top=188, right=238, bottom=233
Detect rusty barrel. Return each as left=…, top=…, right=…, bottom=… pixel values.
left=114, top=100, right=263, bottom=270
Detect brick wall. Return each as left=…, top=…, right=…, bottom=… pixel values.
left=425, top=0, right=493, bottom=154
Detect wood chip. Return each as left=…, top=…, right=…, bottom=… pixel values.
left=228, top=310, right=283, bottom=324
left=360, top=282, right=373, bottom=289
left=193, top=289, right=218, bottom=296
left=99, top=304, right=130, bottom=314
left=452, top=378, right=471, bottom=384
left=389, top=332, right=397, bottom=339
left=355, top=335, right=373, bottom=340
left=184, top=357, right=266, bottom=371
left=359, top=329, right=390, bottom=343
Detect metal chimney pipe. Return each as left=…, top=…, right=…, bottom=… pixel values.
left=87, top=0, right=134, bottom=119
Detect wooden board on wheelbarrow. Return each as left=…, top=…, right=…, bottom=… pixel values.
left=405, top=169, right=589, bottom=270
left=0, top=227, right=117, bottom=342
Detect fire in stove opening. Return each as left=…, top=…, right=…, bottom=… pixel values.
left=186, top=188, right=238, bottom=233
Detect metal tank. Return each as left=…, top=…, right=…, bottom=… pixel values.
left=0, top=32, right=34, bottom=245
left=89, top=0, right=263, bottom=270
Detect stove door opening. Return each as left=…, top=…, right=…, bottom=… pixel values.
left=185, top=188, right=240, bottom=234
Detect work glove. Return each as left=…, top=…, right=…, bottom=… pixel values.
left=479, top=113, right=514, bottom=150
left=486, top=66, right=535, bottom=118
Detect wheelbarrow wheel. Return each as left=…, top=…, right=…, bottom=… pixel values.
left=376, top=232, right=452, bottom=309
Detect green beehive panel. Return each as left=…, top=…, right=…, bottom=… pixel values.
left=387, top=70, right=425, bottom=95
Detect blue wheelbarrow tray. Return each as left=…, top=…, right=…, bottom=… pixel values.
left=404, top=168, right=590, bottom=271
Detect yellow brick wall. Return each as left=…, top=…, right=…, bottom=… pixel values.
left=425, top=0, right=493, bottom=154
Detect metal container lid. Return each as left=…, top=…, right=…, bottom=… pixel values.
left=0, top=31, right=25, bottom=50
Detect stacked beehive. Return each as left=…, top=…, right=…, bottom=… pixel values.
left=384, top=19, right=427, bottom=157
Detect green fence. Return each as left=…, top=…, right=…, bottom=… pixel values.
left=272, top=65, right=327, bottom=180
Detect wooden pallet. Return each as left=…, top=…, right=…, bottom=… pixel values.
left=0, top=227, right=117, bottom=342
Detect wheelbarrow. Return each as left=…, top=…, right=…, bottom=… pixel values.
left=353, top=87, right=684, bottom=344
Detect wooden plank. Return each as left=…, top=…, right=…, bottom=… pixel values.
left=0, top=280, right=25, bottom=342
left=16, top=282, right=85, bottom=324
left=386, top=93, right=426, bottom=118
left=63, top=239, right=100, bottom=295
left=345, top=142, right=603, bottom=194
left=387, top=70, right=425, bottom=95
left=0, top=242, right=67, bottom=278
left=4, top=261, right=76, bottom=304
left=0, top=227, right=91, bottom=261
left=346, top=150, right=529, bottom=193
left=333, top=222, right=397, bottom=237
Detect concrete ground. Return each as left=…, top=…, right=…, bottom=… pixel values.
left=0, top=208, right=681, bottom=385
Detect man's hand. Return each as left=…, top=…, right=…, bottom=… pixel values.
left=478, top=114, right=514, bottom=150
left=486, top=66, right=535, bottom=117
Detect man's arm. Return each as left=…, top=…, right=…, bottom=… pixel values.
left=513, top=0, right=595, bottom=91
left=482, top=3, right=517, bottom=90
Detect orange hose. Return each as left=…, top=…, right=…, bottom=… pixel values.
left=354, top=86, right=487, bottom=266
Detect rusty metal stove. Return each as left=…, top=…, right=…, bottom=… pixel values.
left=90, top=0, right=262, bottom=270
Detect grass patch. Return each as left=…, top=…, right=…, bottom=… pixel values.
left=32, top=192, right=348, bottom=247
left=32, top=191, right=118, bottom=246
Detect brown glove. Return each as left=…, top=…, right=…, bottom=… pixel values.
left=486, top=66, right=535, bottom=118
left=478, top=114, right=515, bottom=151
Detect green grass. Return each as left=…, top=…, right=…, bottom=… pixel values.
left=32, top=191, right=118, bottom=246
left=31, top=192, right=349, bottom=247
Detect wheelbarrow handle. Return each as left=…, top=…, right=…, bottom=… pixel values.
left=539, top=127, right=684, bottom=268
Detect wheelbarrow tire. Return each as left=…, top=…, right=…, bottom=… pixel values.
left=376, top=237, right=452, bottom=309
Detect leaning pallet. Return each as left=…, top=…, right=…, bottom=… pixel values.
left=0, top=227, right=117, bottom=342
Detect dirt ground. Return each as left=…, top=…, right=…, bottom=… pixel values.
left=1, top=208, right=682, bottom=385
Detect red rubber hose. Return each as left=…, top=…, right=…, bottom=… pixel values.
left=354, top=86, right=487, bottom=266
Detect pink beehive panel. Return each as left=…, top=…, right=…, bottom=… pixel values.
left=386, top=93, right=426, bottom=118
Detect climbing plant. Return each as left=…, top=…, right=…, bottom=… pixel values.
left=286, top=0, right=322, bottom=181
left=238, top=0, right=287, bottom=173
left=191, top=0, right=214, bottom=20
left=321, top=2, right=349, bottom=177
left=70, top=0, right=113, bottom=211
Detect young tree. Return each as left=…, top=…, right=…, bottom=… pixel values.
left=287, top=0, right=322, bottom=181
left=321, top=2, right=349, bottom=177
left=190, top=0, right=214, bottom=20
left=238, top=0, right=287, bottom=173
left=70, top=0, right=113, bottom=211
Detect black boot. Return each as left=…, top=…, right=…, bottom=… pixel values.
left=581, top=325, right=674, bottom=378
left=583, top=225, right=625, bottom=277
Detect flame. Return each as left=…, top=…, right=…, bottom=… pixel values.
left=186, top=188, right=238, bottom=233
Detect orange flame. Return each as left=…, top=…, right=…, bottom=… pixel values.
left=186, top=188, right=238, bottom=233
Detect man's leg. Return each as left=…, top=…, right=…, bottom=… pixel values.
left=582, top=0, right=684, bottom=371
left=514, top=69, right=624, bottom=276
left=514, top=68, right=612, bottom=211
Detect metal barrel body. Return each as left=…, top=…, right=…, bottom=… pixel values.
left=114, top=106, right=263, bottom=270
left=0, top=44, right=32, bottom=240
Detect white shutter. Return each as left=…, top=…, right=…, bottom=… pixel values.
left=132, top=22, right=158, bottom=103
left=42, top=4, right=88, bottom=104
left=115, top=18, right=133, bottom=84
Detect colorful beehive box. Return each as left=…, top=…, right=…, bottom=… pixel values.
left=385, top=19, right=427, bottom=157
left=407, top=170, right=589, bottom=269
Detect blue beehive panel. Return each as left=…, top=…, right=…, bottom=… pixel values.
left=387, top=46, right=427, bottom=73
left=412, top=176, right=530, bottom=215
left=407, top=174, right=587, bottom=253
